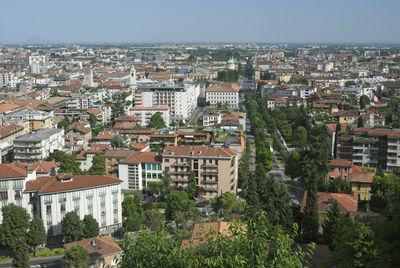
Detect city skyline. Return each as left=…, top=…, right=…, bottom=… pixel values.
left=1, top=0, right=400, bottom=44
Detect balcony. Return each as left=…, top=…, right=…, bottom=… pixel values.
left=171, top=169, right=190, bottom=175
left=173, top=178, right=189, bottom=183
left=202, top=170, right=218, bottom=175
left=388, top=148, right=398, bottom=153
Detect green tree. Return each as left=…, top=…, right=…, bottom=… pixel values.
left=0, top=204, right=30, bottom=250
left=284, top=151, right=301, bottom=179
left=327, top=177, right=350, bottom=193
left=122, top=195, right=143, bottom=232
left=61, top=211, right=82, bottom=243
left=160, top=170, right=173, bottom=202
left=211, top=192, right=245, bottom=220
left=110, top=135, right=126, bottom=148
left=327, top=222, right=378, bottom=267
left=187, top=171, right=197, bottom=200
left=89, top=153, right=105, bottom=175
left=111, top=101, right=126, bottom=122
left=147, top=113, right=166, bottom=129
left=165, top=190, right=201, bottom=226
left=293, top=126, right=307, bottom=148
left=82, top=215, right=99, bottom=239
left=57, top=117, right=70, bottom=129
left=12, top=238, right=29, bottom=268
left=27, top=217, right=47, bottom=257
left=302, top=189, right=319, bottom=243
left=50, top=151, right=83, bottom=175
left=143, top=210, right=165, bottom=232
left=62, top=245, right=90, bottom=268
left=360, top=95, right=370, bottom=109
left=322, top=200, right=341, bottom=249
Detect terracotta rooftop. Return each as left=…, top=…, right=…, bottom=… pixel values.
left=206, top=83, right=239, bottom=92
left=25, top=174, right=121, bottom=194
left=87, top=144, right=110, bottom=154
left=114, top=115, right=140, bottom=122
left=31, top=161, right=60, bottom=174
left=0, top=163, right=27, bottom=179
left=349, top=172, right=375, bottom=184
left=163, top=145, right=237, bottom=158
left=64, top=236, right=123, bottom=257
left=329, top=159, right=353, bottom=167
left=354, top=127, right=400, bottom=138
left=104, top=149, right=133, bottom=159
left=130, top=105, right=169, bottom=111
left=133, top=143, right=148, bottom=150
left=94, top=130, right=118, bottom=140
left=121, top=152, right=161, bottom=164
left=301, top=192, right=358, bottom=213
left=0, top=124, right=24, bottom=139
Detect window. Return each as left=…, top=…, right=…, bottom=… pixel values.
left=60, top=203, right=66, bottom=213
left=152, top=164, right=156, bottom=170
left=44, top=195, right=52, bottom=203
left=87, top=198, right=93, bottom=209
left=15, top=199, right=22, bottom=207
left=46, top=214, right=52, bottom=225
left=99, top=187, right=106, bottom=196
left=158, top=164, right=162, bottom=170
left=58, top=193, right=66, bottom=202
left=0, top=181, right=8, bottom=190
left=46, top=205, right=51, bottom=214
left=74, top=200, right=80, bottom=212
left=113, top=203, right=118, bottom=213
left=13, top=180, right=23, bottom=189
left=86, top=189, right=93, bottom=198
left=165, top=159, right=169, bottom=162
left=100, top=196, right=105, bottom=207
left=147, top=164, right=151, bottom=170
left=101, top=206, right=106, bottom=216
left=72, top=192, right=80, bottom=200
left=113, top=194, right=118, bottom=204
left=111, top=185, right=118, bottom=193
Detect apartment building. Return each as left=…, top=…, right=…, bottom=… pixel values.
left=0, top=124, right=26, bottom=162
left=134, top=84, right=200, bottom=119
left=4, top=109, right=53, bottom=132
left=13, top=128, right=64, bottom=163
left=162, top=146, right=238, bottom=199
left=0, top=70, right=14, bottom=87
left=25, top=174, right=122, bottom=236
left=202, top=110, right=222, bottom=127
left=129, top=105, right=170, bottom=127
left=205, top=83, right=239, bottom=109
left=104, top=149, right=133, bottom=176
left=118, top=152, right=162, bottom=192
left=0, top=163, right=37, bottom=222
left=337, top=127, right=400, bottom=171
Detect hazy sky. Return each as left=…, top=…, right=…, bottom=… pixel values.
left=1, top=0, right=399, bottom=44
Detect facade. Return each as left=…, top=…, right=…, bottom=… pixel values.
left=5, top=109, right=53, bottom=132
left=25, top=174, right=122, bottom=236
left=0, top=124, right=26, bottom=162
left=14, top=129, right=64, bottom=163
left=202, top=110, right=222, bottom=127
left=0, top=70, right=14, bottom=87
left=205, top=83, right=239, bottom=109
left=83, top=69, right=94, bottom=88
left=348, top=172, right=375, bottom=201
left=134, top=84, right=200, bottom=119
left=104, top=149, right=133, bottom=176
left=118, top=152, right=162, bottom=192
left=65, top=122, right=92, bottom=150
left=162, top=145, right=238, bottom=199
left=129, top=105, right=170, bottom=127
left=337, top=127, right=400, bottom=171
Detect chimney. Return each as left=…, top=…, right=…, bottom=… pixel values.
left=91, top=240, right=96, bottom=246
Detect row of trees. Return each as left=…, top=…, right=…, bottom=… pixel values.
left=61, top=212, right=100, bottom=243
left=216, top=70, right=240, bottom=82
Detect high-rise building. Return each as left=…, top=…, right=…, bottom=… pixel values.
left=83, top=69, right=94, bottom=88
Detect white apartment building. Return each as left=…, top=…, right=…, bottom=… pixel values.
left=83, top=69, right=94, bottom=88
left=0, top=163, right=37, bottom=222
left=134, top=84, right=200, bottom=119
left=0, top=70, right=14, bottom=87
left=118, top=152, right=162, bottom=192
left=202, top=110, right=222, bottom=127
left=299, top=87, right=317, bottom=99
left=14, top=128, right=65, bottom=163
left=25, top=174, right=122, bottom=236
left=129, top=105, right=170, bottom=127
left=205, top=83, right=239, bottom=109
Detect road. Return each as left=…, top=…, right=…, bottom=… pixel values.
left=187, top=107, right=205, bottom=125
left=0, top=256, right=62, bottom=268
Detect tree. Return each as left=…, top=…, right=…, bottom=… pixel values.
left=165, top=190, right=201, bottom=226
left=322, top=200, right=341, bottom=249
left=27, top=217, right=47, bottom=257
left=327, top=177, right=350, bottom=193
left=0, top=204, right=30, bottom=250
left=302, top=189, right=319, bottom=243
left=82, top=215, right=99, bottom=239
left=147, top=113, right=166, bottom=129
left=187, top=171, right=197, bottom=200
left=111, top=101, right=125, bottom=122
left=61, top=211, right=82, bottom=243
left=293, top=126, right=307, bottom=148
left=62, top=245, right=90, bottom=268
left=122, top=195, right=143, bottom=232
left=159, top=170, right=173, bottom=202
left=357, top=116, right=364, bottom=127
left=327, top=222, right=378, bottom=267
left=211, top=192, right=245, bottom=220
left=360, top=95, right=370, bottom=109
left=143, top=210, right=165, bottom=232
left=12, top=238, right=29, bottom=268
left=89, top=153, right=105, bottom=175
left=57, top=117, right=70, bottom=129
left=110, top=135, right=126, bottom=148
left=284, top=151, right=301, bottom=179
left=50, top=151, right=83, bottom=175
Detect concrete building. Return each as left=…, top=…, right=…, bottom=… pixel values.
left=202, top=110, right=222, bottom=127
left=104, top=149, right=133, bottom=177
left=5, top=109, right=53, bottom=132
left=129, top=105, right=170, bottom=127
left=134, top=84, right=200, bottom=119
left=25, top=174, right=122, bottom=236
left=83, top=69, right=94, bottom=88
left=0, top=70, right=14, bottom=87
left=14, top=129, right=64, bottom=163
left=0, top=124, right=26, bottom=163
left=205, top=83, right=239, bottom=109
left=162, top=146, right=238, bottom=199
left=118, top=152, right=162, bottom=193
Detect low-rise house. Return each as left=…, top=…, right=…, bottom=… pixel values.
left=301, top=192, right=358, bottom=214
left=13, top=128, right=64, bottom=163
left=64, top=236, right=123, bottom=268
left=118, top=152, right=162, bottom=193
left=331, top=110, right=359, bottom=125
left=4, top=108, right=53, bottom=132
left=93, top=130, right=119, bottom=145
left=25, top=174, right=122, bottom=237
left=149, top=133, right=178, bottom=152
left=202, top=110, right=222, bottom=127
left=31, top=161, right=59, bottom=177
left=348, top=172, right=375, bottom=201
left=78, top=144, right=110, bottom=172
left=65, top=122, right=92, bottom=150
left=325, top=159, right=364, bottom=182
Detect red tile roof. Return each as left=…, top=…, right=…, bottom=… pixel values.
left=87, top=144, right=110, bottom=154
left=64, top=236, right=123, bottom=257
left=121, top=152, right=161, bottom=164
left=0, top=163, right=27, bottom=179
left=301, top=192, right=358, bottom=213
left=31, top=161, right=59, bottom=174
left=0, top=124, right=24, bottom=139
left=163, top=146, right=237, bottom=158
left=206, top=83, right=239, bottom=92
left=329, top=159, right=353, bottom=167
left=25, top=174, right=121, bottom=194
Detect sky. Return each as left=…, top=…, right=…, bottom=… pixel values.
left=1, top=0, right=399, bottom=44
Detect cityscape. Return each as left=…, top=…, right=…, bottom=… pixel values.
left=1, top=1, right=400, bottom=267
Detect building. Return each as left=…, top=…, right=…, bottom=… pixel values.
left=134, top=84, right=200, bottom=119
left=0, top=70, right=14, bottom=87
left=0, top=124, right=26, bottom=162
left=104, top=149, right=133, bottom=177
left=13, top=129, right=64, bottom=163
left=205, top=83, right=239, bottom=109
left=0, top=163, right=37, bottom=222
left=118, top=152, right=162, bottom=193
left=5, top=109, right=53, bottom=132
left=162, top=146, right=238, bottom=199
left=348, top=172, right=375, bottom=201
left=301, top=192, right=358, bottom=214
left=337, top=127, right=400, bottom=171
left=331, top=110, right=359, bottom=125
left=83, top=69, right=94, bottom=88
left=65, top=122, right=92, bottom=151
left=129, top=105, right=170, bottom=127
left=149, top=133, right=178, bottom=152
left=202, top=110, right=222, bottom=127
left=64, top=236, right=123, bottom=268
left=25, top=174, right=122, bottom=236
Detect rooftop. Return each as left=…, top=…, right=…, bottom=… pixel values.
left=15, top=128, right=63, bottom=143
left=163, top=145, right=237, bottom=158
